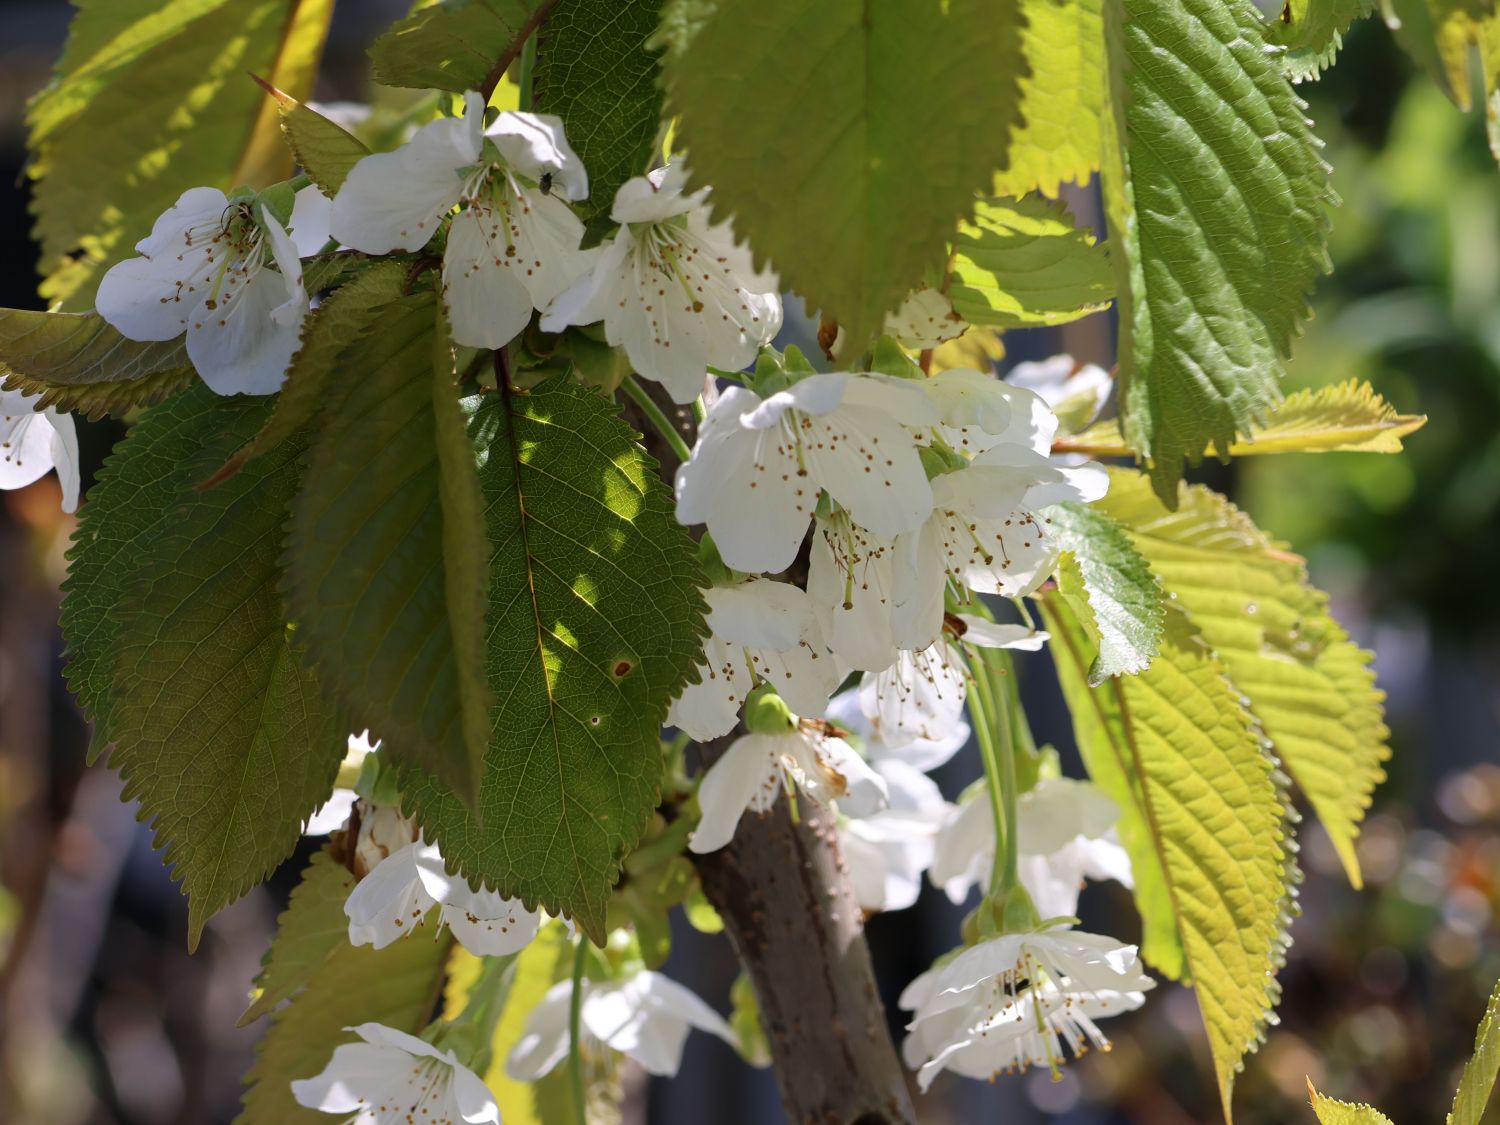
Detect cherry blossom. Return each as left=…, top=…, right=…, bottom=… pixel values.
left=541, top=165, right=781, bottom=403
left=840, top=759, right=951, bottom=913
left=0, top=388, right=79, bottom=512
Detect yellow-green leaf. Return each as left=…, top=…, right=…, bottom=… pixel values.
left=992, top=0, right=1104, bottom=197
left=1448, top=974, right=1500, bottom=1124
left=1043, top=596, right=1295, bottom=1119
left=252, top=77, right=370, bottom=196
left=28, top=0, right=335, bottom=308
left=1062, top=380, right=1426, bottom=459
left=1308, top=1078, right=1396, bottom=1124
left=240, top=849, right=354, bottom=1026
left=1100, top=469, right=1390, bottom=887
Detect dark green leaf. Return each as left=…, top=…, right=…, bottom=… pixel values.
left=404, top=378, right=707, bottom=940
left=533, top=0, right=665, bottom=230
left=284, top=292, right=491, bottom=805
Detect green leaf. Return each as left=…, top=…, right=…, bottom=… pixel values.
left=1265, top=0, right=1376, bottom=81
left=253, top=77, right=370, bottom=196
left=0, top=307, right=195, bottom=418
left=1048, top=503, right=1166, bottom=683
left=1448, top=975, right=1500, bottom=1124
left=947, top=195, right=1114, bottom=331
left=660, top=0, right=1026, bottom=348
left=238, top=898, right=452, bottom=1123
left=1308, top=1081, right=1396, bottom=1124
left=1101, top=0, right=1334, bottom=502
left=1063, top=379, right=1427, bottom=459
left=99, top=388, right=345, bottom=946
left=533, top=0, right=664, bottom=233
left=403, top=378, right=707, bottom=940
left=369, top=0, right=538, bottom=93
left=1099, top=469, right=1390, bottom=888
left=206, top=261, right=411, bottom=486
left=28, top=0, right=334, bottom=308
left=241, top=849, right=355, bottom=1025
left=1043, top=596, right=1295, bottom=1118
left=991, top=0, right=1104, bottom=198
left=284, top=292, right=491, bottom=805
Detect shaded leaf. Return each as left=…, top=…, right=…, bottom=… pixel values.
left=241, top=849, right=355, bottom=1025
left=253, top=77, right=370, bottom=196
left=403, top=378, right=707, bottom=940
left=948, top=195, right=1114, bottom=331
left=0, top=307, right=195, bottom=418
left=370, top=0, right=539, bottom=93
left=660, top=0, right=1026, bottom=348
left=284, top=292, right=491, bottom=805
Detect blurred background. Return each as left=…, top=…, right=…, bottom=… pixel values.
left=2, top=4, right=1499, bottom=1123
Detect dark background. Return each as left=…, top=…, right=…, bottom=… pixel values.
left=2, top=5, right=1498, bottom=1123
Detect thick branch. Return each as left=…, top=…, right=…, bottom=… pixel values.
left=617, top=380, right=916, bottom=1124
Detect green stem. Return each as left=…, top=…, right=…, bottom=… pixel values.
left=964, top=658, right=1010, bottom=902
left=986, top=651, right=1022, bottom=896
left=622, top=376, right=693, bottom=462
left=568, top=937, right=588, bottom=1125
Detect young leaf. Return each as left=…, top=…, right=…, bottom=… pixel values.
left=28, top=0, right=334, bottom=308
left=206, top=260, right=410, bottom=486
left=0, top=307, right=195, bottom=418
left=284, top=292, right=491, bottom=806
left=947, top=196, right=1115, bottom=331
left=238, top=910, right=452, bottom=1123
left=532, top=0, right=665, bottom=232
left=402, top=377, right=707, bottom=940
left=659, top=0, right=1026, bottom=348
left=252, top=78, right=371, bottom=196
left=1101, top=0, right=1335, bottom=501
left=1060, top=380, right=1426, bottom=459
left=1099, top=469, right=1390, bottom=888
left=1044, top=598, right=1295, bottom=1119
left=1048, top=503, right=1166, bottom=683
left=369, top=0, right=543, bottom=93
left=991, top=0, right=1104, bottom=198
left=241, top=849, right=355, bottom=1026
left=1448, top=974, right=1500, bottom=1125
left=102, top=389, right=346, bottom=947
left=1266, top=0, right=1376, bottom=81
left=1307, top=1079, right=1396, bottom=1124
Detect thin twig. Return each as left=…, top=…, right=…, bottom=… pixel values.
left=479, top=0, right=564, bottom=104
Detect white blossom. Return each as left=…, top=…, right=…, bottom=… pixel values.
left=919, top=367, right=1057, bottom=455
left=690, top=723, right=888, bottom=854
left=806, top=512, right=912, bottom=672
left=840, top=759, right=951, bottom=913
left=508, top=970, right=736, bottom=1080
left=824, top=686, right=970, bottom=775
left=331, top=90, right=591, bottom=349
left=675, top=372, right=937, bottom=574
left=668, top=579, right=840, bottom=741
left=291, top=1021, right=500, bottom=1124
left=96, top=187, right=307, bottom=395
left=931, top=776, right=1132, bottom=915
left=303, top=732, right=376, bottom=836
left=903, top=980, right=1146, bottom=1090
left=345, top=839, right=539, bottom=956
left=858, top=619, right=1046, bottom=755
left=541, top=165, right=781, bottom=403
left=1005, top=354, right=1112, bottom=427
left=0, top=388, right=79, bottom=512
left=899, top=925, right=1154, bottom=1087
left=884, top=287, right=967, bottom=350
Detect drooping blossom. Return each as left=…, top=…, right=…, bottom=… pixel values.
left=667, top=579, right=840, bottom=741
left=345, top=839, right=539, bottom=957
left=0, top=387, right=79, bottom=512
left=840, top=758, right=951, bottom=913
left=825, top=684, right=970, bottom=775
left=675, top=372, right=936, bottom=574
left=291, top=1022, right=500, bottom=1124
left=97, top=187, right=307, bottom=395
left=330, top=90, right=591, bottom=349
left=508, top=970, right=737, bottom=1080
left=541, top=165, right=781, bottom=403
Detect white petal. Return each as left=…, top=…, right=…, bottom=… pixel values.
left=288, top=185, right=333, bottom=256
left=486, top=111, right=589, bottom=200
left=538, top=228, right=630, bottom=332
left=441, top=206, right=536, bottom=348
left=95, top=186, right=228, bottom=341
left=801, top=400, right=933, bottom=542
left=888, top=524, right=946, bottom=653
left=689, top=734, right=784, bottom=854
left=47, top=410, right=80, bottom=513
left=668, top=636, right=753, bottom=741
left=1017, top=777, right=1121, bottom=853
left=348, top=1020, right=452, bottom=1061
left=610, top=166, right=696, bottom=224
left=859, top=642, right=968, bottom=752
left=953, top=616, right=1048, bottom=651
left=886, top=288, right=965, bottom=349
left=330, top=111, right=477, bottom=253
left=290, top=1040, right=409, bottom=1113
left=186, top=259, right=304, bottom=395
left=344, top=842, right=434, bottom=948
left=807, top=519, right=900, bottom=673
left=810, top=736, right=889, bottom=817
left=506, top=982, right=575, bottom=1080
left=1026, top=459, right=1109, bottom=507
left=304, top=788, right=358, bottom=836
left=0, top=394, right=61, bottom=492
left=503, top=184, right=593, bottom=307
left=929, top=794, right=994, bottom=904
left=437, top=886, right=541, bottom=956
left=261, top=207, right=308, bottom=328
left=840, top=825, right=892, bottom=911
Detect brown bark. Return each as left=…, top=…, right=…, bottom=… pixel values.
left=618, top=382, right=917, bottom=1125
